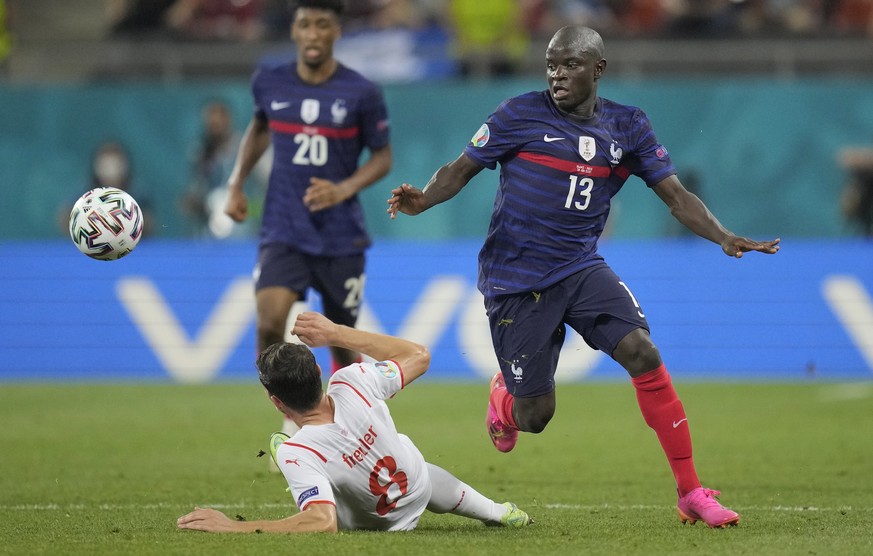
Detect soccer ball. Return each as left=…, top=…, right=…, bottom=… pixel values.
left=69, top=187, right=144, bottom=261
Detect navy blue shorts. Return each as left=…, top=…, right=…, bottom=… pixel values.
left=484, top=262, right=649, bottom=398
left=254, top=243, right=365, bottom=327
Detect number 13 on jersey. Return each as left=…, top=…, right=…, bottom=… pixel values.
left=565, top=175, right=593, bottom=211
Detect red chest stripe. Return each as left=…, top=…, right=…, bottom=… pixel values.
left=269, top=120, right=360, bottom=139
left=517, top=151, right=630, bottom=179
left=285, top=442, right=328, bottom=462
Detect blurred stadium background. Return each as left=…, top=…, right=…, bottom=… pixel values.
left=1, top=0, right=872, bottom=383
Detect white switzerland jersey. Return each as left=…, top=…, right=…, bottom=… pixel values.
left=275, top=360, right=432, bottom=531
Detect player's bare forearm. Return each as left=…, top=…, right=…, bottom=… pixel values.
left=293, top=312, right=431, bottom=383
left=177, top=505, right=337, bottom=533
left=673, top=194, right=731, bottom=245
left=227, top=117, right=270, bottom=193
left=237, top=507, right=338, bottom=533
left=387, top=153, right=483, bottom=219
left=678, top=206, right=780, bottom=258
left=654, top=176, right=780, bottom=257
left=669, top=197, right=780, bottom=257
left=422, top=154, right=483, bottom=206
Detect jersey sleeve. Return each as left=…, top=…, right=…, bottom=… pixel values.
left=626, top=108, right=676, bottom=187
left=330, top=360, right=404, bottom=402
left=463, top=98, right=523, bottom=170
left=277, top=445, right=337, bottom=511
left=358, top=83, right=390, bottom=152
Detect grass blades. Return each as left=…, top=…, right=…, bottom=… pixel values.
left=1, top=381, right=871, bottom=555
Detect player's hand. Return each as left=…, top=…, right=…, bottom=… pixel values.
left=386, top=183, right=426, bottom=219
left=721, top=236, right=781, bottom=258
left=224, top=189, right=248, bottom=222
left=304, top=177, right=348, bottom=212
left=177, top=507, right=239, bottom=533
left=292, top=311, right=338, bottom=348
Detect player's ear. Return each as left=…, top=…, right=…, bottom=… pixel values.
left=269, top=394, right=289, bottom=416
left=595, top=59, right=607, bottom=79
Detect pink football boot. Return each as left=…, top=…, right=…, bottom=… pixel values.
left=487, top=373, right=519, bottom=453
left=677, top=487, right=740, bottom=528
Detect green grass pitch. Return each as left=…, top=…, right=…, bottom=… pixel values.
left=1, top=380, right=871, bottom=555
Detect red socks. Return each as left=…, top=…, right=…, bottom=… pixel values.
left=631, top=364, right=701, bottom=497
left=489, top=384, right=519, bottom=429
left=488, top=363, right=702, bottom=496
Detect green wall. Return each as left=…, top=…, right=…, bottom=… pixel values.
left=3, top=78, right=871, bottom=240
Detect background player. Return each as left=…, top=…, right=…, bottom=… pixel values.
left=224, top=0, right=392, bottom=438
left=387, top=25, right=780, bottom=529
left=177, top=311, right=532, bottom=533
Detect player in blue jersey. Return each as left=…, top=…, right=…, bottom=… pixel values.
left=388, top=25, right=780, bottom=528
left=224, top=0, right=392, bottom=438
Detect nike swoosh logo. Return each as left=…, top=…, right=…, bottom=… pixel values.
left=672, top=418, right=688, bottom=428
left=271, top=101, right=291, bottom=111
left=543, top=135, right=565, bottom=143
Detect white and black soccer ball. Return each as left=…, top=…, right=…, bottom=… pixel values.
left=69, top=187, right=144, bottom=261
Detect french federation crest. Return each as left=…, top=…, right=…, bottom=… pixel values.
left=301, top=99, right=320, bottom=124
left=609, top=141, right=623, bottom=165
left=578, top=136, right=596, bottom=161
left=331, top=99, right=347, bottom=124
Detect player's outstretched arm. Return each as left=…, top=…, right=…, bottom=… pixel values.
left=224, top=116, right=270, bottom=222
left=387, top=153, right=484, bottom=219
left=653, top=175, right=780, bottom=258
left=177, top=504, right=337, bottom=534
left=292, top=312, right=431, bottom=384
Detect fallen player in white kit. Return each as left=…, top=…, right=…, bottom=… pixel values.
left=177, top=311, right=532, bottom=533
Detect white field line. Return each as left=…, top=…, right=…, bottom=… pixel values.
left=0, top=502, right=865, bottom=513
left=542, top=504, right=862, bottom=512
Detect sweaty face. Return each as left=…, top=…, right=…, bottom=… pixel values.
left=545, top=43, right=602, bottom=116
left=292, top=8, right=340, bottom=68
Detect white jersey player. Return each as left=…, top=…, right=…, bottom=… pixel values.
left=275, top=360, right=431, bottom=531
left=177, top=311, right=532, bottom=533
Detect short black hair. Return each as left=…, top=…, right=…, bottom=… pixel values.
left=256, top=342, right=323, bottom=412
left=290, top=0, right=344, bottom=17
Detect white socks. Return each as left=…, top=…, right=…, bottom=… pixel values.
left=425, top=463, right=506, bottom=523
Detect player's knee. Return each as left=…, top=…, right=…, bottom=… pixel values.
left=256, top=315, right=286, bottom=347
left=614, top=330, right=662, bottom=376
left=633, top=344, right=662, bottom=374
left=515, top=399, right=555, bottom=433
left=523, top=411, right=553, bottom=434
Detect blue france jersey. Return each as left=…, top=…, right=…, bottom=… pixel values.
left=464, top=91, right=676, bottom=297
left=252, top=62, right=390, bottom=255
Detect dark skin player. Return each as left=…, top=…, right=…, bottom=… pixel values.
left=387, top=26, right=780, bottom=433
